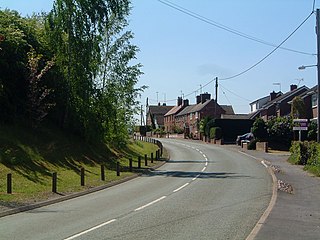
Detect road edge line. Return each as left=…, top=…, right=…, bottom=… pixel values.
left=239, top=151, right=278, bottom=240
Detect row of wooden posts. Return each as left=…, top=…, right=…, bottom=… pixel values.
left=5, top=137, right=163, bottom=194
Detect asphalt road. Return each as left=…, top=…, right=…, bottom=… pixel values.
left=0, top=139, right=272, bottom=240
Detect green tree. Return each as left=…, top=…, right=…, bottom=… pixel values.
left=291, top=96, right=306, bottom=119
left=252, top=118, right=268, bottom=141
left=46, top=0, right=143, bottom=144
left=267, top=116, right=293, bottom=148
left=0, top=10, right=50, bottom=122
left=26, top=48, right=55, bottom=128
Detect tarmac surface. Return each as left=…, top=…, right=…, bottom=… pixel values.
left=234, top=146, right=320, bottom=240
left=1, top=141, right=319, bottom=239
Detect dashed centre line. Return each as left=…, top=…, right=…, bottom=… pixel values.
left=134, top=196, right=167, bottom=211
left=173, top=183, right=190, bottom=192
left=64, top=219, right=117, bottom=240
left=65, top=142, right=211, bottom=239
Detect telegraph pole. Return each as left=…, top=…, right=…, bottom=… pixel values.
left=316, top=9, right=320, bottom=142
left=215, top=77, right=218, bottom=103
left=214, top=77, right=218, bottom=118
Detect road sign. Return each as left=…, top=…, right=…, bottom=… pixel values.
left=293, top=119, right=308, bottom=131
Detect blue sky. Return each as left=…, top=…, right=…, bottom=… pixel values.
left=1, top=0, right=319, bottom=114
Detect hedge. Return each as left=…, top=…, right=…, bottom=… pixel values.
left=289, top=141, right=320, bottom=176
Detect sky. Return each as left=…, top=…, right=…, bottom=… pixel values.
left=1, top=0, right=319, bottom=115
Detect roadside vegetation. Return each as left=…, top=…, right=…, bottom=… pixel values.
left=0, top=1, right=154, bottom=207
left=288, top=141, right=320, bottom=177
left=0, top=124, right=160, bottom=205
left=251, top=115, right=320, bottom=177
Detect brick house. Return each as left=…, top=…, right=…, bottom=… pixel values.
left=146, top=103, right=174, bottom=129
left=250, top=85, right=309, bottom=120
left=173, top=93, right=233, bottom=139
left=164, top=97, right=186, bottom=133
left=290, top=85, right=317, bottom=121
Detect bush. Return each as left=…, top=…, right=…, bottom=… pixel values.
left=248, top=139, right=258, bottom=150
left=252, top=118, right=268, bottom=141
left=289, top=141, right=320, bottom=177
left=210, top=127, right=222, bottom=140
left=205, top=119, right=216, bottom=138
left=307, top=122, right=317, bottom=141
left=267, top=116, right=293, bottom=148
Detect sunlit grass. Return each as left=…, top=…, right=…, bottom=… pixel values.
left=0, top=124, right=161, bottom=205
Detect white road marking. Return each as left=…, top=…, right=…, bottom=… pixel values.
left=205, top=161, right=208, bottom=166
left=201, top=167, right=206, bottom=172
left=64, top=219, right=116, bottom=240
left=173, top=183, right=190, bottom=192
left=261, top=160, right=268, bottom=168
left=192, top=174, right=201, bottom=181
left=134, top=196, right=167, bottom=211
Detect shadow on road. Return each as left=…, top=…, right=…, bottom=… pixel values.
left=143, top=170, right=252, bottom=179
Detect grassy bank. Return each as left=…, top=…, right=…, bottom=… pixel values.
left=0, top=124, right=160, bottom=205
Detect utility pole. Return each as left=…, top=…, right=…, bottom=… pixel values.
left=316, top=9, right=320, bottom=142
left=140, top=105, right=143, bottom=126
left=215, top=77, right=218, bottom=103
left=214, top=77, right=218, bottom=118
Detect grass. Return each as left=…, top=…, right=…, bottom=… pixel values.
left=0, top=123, right=161, bottom=206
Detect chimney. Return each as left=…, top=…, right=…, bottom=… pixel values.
left=183, top=99, right=189, bottom=106
left=200, top=93, right=211, bottom=103
left=177, top=97, right=183, bottom=106
left=196, top=95, right=201, bottom=104
left=270, top=91, right=277, bottom=101
left=290, top=84, right=297, bottom=91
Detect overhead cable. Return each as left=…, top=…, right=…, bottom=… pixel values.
left=158, top=0, right=315, bottom=56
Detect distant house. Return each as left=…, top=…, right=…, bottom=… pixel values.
left=172, top=93, right=234, bottom=139
left=289, top=85, right=317, bottom=121
left=249, top=92, right=282, bottom=113
left=250, top=85, right=309, bottom=120
left=164, top=97, right=186, bottom=133
left=146, top=103, right=174, bottom=129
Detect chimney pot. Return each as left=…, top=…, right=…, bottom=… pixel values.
left=290, top=84, right=297, bottom=91
left=270, top=91, right=277, bottom=101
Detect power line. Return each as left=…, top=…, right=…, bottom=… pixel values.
left=158, top=0, right=315, bottom=56
left=220, top=84, right=252, bottom=102
left=219, top=11, right=314, bottom=80
left=155, top=3, right=314, bottom=104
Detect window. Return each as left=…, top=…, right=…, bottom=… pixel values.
left=312, top=94, right=317, bottom=108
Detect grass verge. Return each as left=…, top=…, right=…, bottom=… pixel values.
left=0, top=124, right=162, bottom=207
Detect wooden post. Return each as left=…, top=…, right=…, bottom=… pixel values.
left=116, top=161, right=120, bottom=176
left=138, top=156, right=141, bottom=169
left=101, top=165, right=105, bottom=181
left=7, top=173, right=12, bottom=194
left=129, top=158, right=133, bottom=172
left=81, top=168, right=85, bottom=186
left=52, top=172, right=57, bottom=193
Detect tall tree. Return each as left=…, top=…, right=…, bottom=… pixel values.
left=46, top=0, right=144, bottom=143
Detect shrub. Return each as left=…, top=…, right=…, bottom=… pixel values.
left=252, top=118, right=268, bottom=141
left=267, top=116, right=293, bottom=148
left=210, top=127, right=222, bottom=140
left=307, top=122, right=317, bottom=141
left=248, top=139, right=258, bottom=150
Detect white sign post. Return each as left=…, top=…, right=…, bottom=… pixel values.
left=293, top=119, right=308, bottom=141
